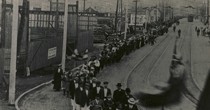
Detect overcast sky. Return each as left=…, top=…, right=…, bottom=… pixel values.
left=1, top=0, right=206, bottom=13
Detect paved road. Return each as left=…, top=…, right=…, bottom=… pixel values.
left=191, top=21, right=210, bottom=91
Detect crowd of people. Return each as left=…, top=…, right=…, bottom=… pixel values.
left=53, top=64, right=139, bottom=110
left=52, top=19, right=179, bottom=110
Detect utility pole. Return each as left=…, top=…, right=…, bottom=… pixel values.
left=124, top=2, right=128, bottom=39
left=162, top=0, right=165, bottom=21
left=61, top=0, right=69, bottom=71
left=115, top=0, right=119, bottom=33
left=156, top=5, right=158, bottom=22
left=9, top=0, right=19, bottom=105
left=134, top=0, right=138, bottom=35
left=145, top=8, right=149, bottom=30
left=120, top=0, right=123, bottom=36
left=55, top=0, right=59, bottom=35
left=0, top=0, right=6, bottom=85
left=83, top=0, right=86, bottom=12
left=207, top=0, right=209, bottom=26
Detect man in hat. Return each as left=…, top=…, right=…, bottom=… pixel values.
left=82, top=83, right=92, bottom=110
left=113, top=83, right=126, bottom=107
left=94, top=58, right=100, bottom=75
left=101, top=81, right=112, bottom=100
left=124, top=88, right=134, bottom=108
left=92, top=81, right=103, bottom=100
left=169, top=53, right=185, bottom=85
left=75, top=82, right=85, bottom=110
left=103, top=94, right=114, bottom=110
left=70, top=77, right=79, bottom=110
left=90, top=94, right=104, bottom=110
left=168, top=53, right=186, bottom=101
left=125, top=98, right=138, bottom=110
left=53, top=64, right=63, bottom=91
left=90, top=78, right=97, bottom=101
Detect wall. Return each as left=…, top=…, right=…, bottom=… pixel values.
left=28, top=28, right=63, bottom=71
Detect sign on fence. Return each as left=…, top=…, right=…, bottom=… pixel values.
left=48, top=47, right=57, bottom=59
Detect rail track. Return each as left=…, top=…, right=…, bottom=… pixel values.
left=125, top=21, right=203, bottom=109
left=123, top=29, right=175, bottom=109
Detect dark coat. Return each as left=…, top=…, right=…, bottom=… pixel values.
left=69, top=80, right=79, bottom=99
left=53, top=68, right=63, bottom=91
left=90, top=99, right=104, bottom=110
left=75, top=88, right=85, bottom=107
left=90, top=86, right=97, bottom=100
left=113, top=89, right=126, bottom=105
left=103, top=98, right=115, bottom=110
left=83, top=89, right=92, bottom=106
left=125, top=105, right=138, bottom=110
left=101, top=88, right=112, bottom=99
left=92, top=86, right=104, bottom=99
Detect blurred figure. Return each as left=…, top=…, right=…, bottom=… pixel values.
left=197, top=28, right=200, bottom=37
left=92, top=81, right=103, bottom=100
left=125, top=98, right=138, bottom=110
left=103, top=94, right=114, bottom=110
left=173, top=25, right=176, bottom=32
left=90, top=95, right=104, bottom=110
left=168, top=53, right=185, bottom=102
left=124, top=88, right=134, bottom=108
left=82, top=83, right=92, bottom=110
left=169, top=53, right=185, bottom=86
left=75, top=83, right=85, bottom=110
left=70, top=77, right=79, bottom=110
left=178, top=29, right=181, bottom=38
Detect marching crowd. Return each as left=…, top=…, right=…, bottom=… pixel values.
left=52, top=19, right=179, bottom=110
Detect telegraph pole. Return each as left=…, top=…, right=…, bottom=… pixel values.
left=207, top=0, right=209, bottom=26
left=9, top=0, right=19, bottom=105
left=163, top=0, right=166, bottom=21
left=115, top=0, right=119, bottom=33
left=61, top=0, right=69, bottom=71
left=134, top=0, right=138, bottom=34
left=120, top=0, right=123, bottom=36
left=124, top=2, right=128, bottom=39
left=83, top=0, right=86, bottom=12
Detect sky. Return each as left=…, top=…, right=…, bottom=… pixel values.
left=0, top=0, right=206, bottom=14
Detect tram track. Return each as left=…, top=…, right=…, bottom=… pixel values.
left=124, top=33, right=171, bottom=87
left=125, top=20, right=203, bottom=110
left=124, top=32, right=173, bottom=88
left=123, top=28, right=176, bottom=110
left=145, top=37, right=174, bottom=85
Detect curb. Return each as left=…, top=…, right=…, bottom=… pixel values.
left=15, top=80, right=53, bottom=110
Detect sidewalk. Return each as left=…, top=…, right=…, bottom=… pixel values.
left=18, top=32, right=170, bottom=110
left=191, top=20, right=210, bottom=91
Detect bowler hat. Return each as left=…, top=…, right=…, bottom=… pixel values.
left=116, top=83, right=122, bottom=87
left=96, top=81, right=101, bottom=85
left=104, top=81, right=109, bottom=85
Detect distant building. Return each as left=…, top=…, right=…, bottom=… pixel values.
left=149, top=8, right=161, bottom=22
left=129, top=14, right=147, bottom=26
left=128, top=7, right=161, bottom=26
